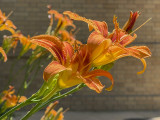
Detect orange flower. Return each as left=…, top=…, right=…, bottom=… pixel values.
left=0, top=10, right=16, bottom=34
left=64, top=11, right=151, bottom=74
left=0, top=47, right=7, bottom=62
left=31, top=35, right=113, bottom=93
left=0, top=86, right=27, bottom=109
left=12, top=32, right=37, bottom=51
left=48, top=10, right=75, bottom=30
left=41, top=101, right=64, bottom=120
left=59, top=30, right=82, bottom=47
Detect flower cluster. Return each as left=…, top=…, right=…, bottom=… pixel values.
left=41, top=101, right=64, bottom=120
left=31, top=11, right=151, bottom=93
left=0, top=86, right=26, bottom=114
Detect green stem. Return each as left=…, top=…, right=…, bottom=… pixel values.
left=4, top=58, right=18, bottom=90
left=54, top=20, right=63, bottom=35
left=53, top=107, right=63, bottom=120
left=41, top=85, right=59, bottom=102
left=40, top=83, right=86, bottom=109
left=21, top=102, right=41, bottom=120
left=21, top=86, right=59, bottom=120
left=25, top=83, right=86, bottom=119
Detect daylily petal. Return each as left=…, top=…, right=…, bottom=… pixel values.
left=126, top=46, right=151, bottom=59
left=5, top=95, right=18, bottom=108
left=0, top=24, right=15, bottom=34
left=32, top=35, right=62, bottom=48
left=63, top=11, right=108, bottom=36
left=109, top=30, right=137, bottom=46
left=72, top=45, right=91, bottom=73
left=43, top=61, right=67, bottom=81
left=92, top=45, right=127, bottom=66
left=18, top=96, right=27, bottom=103
left=0, top=10, right=6, bottom=21
left=120, top=33, right=137, bottom=46
left=93, top=44, right=151, bottom=66
left=48, top=10, right=75, bottom=29
left=84, top=69, right=114, bottom=91
left=122, top=11, right=140, bottom=33
left=91, top=39, right=111, bottom=61
left=5, top=20, right=17, bottom=29
left=137, top=58, right=146, bottom=74
left=48, top=10, right=63, bottom=20
left=31, top=35, right=63, bottom=62
left=92, top=20, right=108, bottom=37
left=82, top=77, right=104, bottom=93
left=58, top=70, right=83, bottom=89
left=63, top=41, right=74, bottom=59
left=87, top=31, right=108, bottom=52
left=0, top=47, right=7, bottom=62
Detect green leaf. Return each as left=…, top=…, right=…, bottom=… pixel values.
left=95, top=62, right=114, bottom=71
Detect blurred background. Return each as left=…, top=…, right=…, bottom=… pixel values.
left=0, top=0, right=159, bottom=116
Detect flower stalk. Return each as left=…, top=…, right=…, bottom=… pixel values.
left=21, top=83, right=85, bottom=120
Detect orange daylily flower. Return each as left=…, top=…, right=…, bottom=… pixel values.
left=48, top=10, right=76, bottom=30
left=59, top=30, right=82, bottom=47
left=12, top=32, right=37, bottom=51
left=0, top=10, right=16, bottom=34
left=0, top=47, right=7, bottom=62
left=0, top=86, right=27, bottom=109
left=41, top=101, right=64, bottom=120
left=31, top=35, right=114, bottom=93
left=64, top=11, right=151, bottom=74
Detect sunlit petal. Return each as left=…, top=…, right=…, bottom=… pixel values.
left=43, top=61, right=67, bottom=81
left=137, top=58, right=147, bottom=74
left=109, top=30, right=137, bottom=46
left=126, top=46, right=151, bottom=59
left=91, top=39, right=111, bottom=61
left=0, top=47, right=7, bottom=62
left=122, top=11, right=140, bottom=33
left=63, top=11, right=108, bottom=36
left=31, top=35, right=63, bottom=62
left=58, top=70, right=83, bottom=89
left=87, top=31, right=108, bottom=52
left=63, top=41, right=74, bottom=59
left=84, top=69, right=114, bottom=91
left=83, top=77, right=104, bottom=93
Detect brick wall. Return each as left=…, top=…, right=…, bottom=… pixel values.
left=0, top=0, right=160, bottom=111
